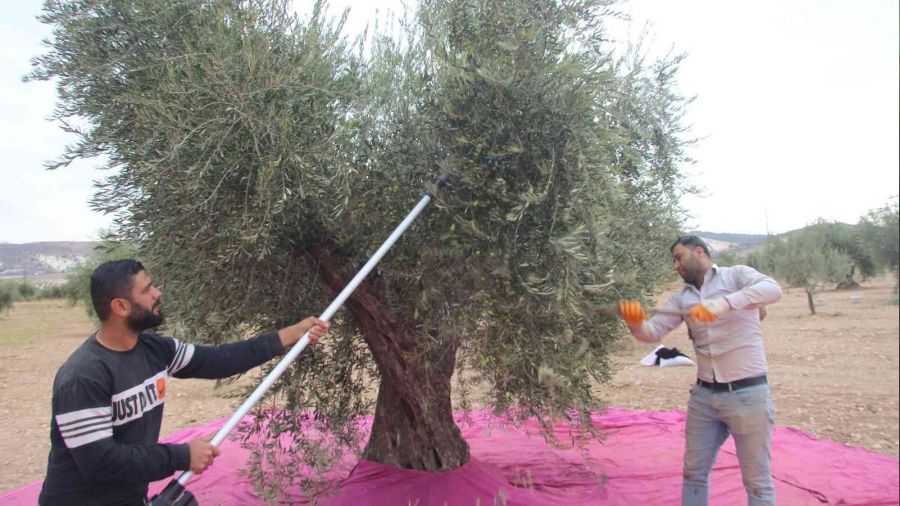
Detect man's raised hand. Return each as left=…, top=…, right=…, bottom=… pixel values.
left=618, top=300, right=646, bottom=328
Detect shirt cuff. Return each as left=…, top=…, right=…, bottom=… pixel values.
left=169, top=443, right=192, bottom=472
left=724, top=292, right=749, bottom=311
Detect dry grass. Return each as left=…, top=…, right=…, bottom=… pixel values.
left=0, top=299, right=91, bottom=346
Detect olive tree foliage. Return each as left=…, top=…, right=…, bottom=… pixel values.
left=385, top=0, right=692, bottom=407
left=17, top=281, right=37, bottom=300
left=858, top=196, right=899, bottom=291
left=31, top=0, right=694, bottom=494
left=748, top=228, right=852, bottom=315
left=805, top=221, right=877, bottom=289
left=0, top=283, right=14, bottom=316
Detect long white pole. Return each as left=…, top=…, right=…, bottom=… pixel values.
left=176, top=192, right=435, bottom=486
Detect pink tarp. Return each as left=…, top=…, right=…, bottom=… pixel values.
left=3, top=408, right=897, bottom=505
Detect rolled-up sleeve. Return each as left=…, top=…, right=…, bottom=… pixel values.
left=723, top=265, right=782, bottom=310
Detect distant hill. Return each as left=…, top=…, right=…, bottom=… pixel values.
left=691, top=231, right=768, bottom=247
left=0, top=242, right=98, bottom=278
left=692, top=222, right=859, bottom=259
left=688, top=230, right=767, bottom=257
left=0, top=225, right=856, bottom=278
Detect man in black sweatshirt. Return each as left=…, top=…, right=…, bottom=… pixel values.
left=38, top=259, right=330, bottom=505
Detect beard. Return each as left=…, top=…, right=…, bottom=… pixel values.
left=126, top=299, right=165, bottom=332
left=678, top=269, right=697, bottom=284
left=677, top=258, right=704, bottom=286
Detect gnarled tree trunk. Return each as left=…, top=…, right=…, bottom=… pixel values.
left=310, top=244, right=469, bottom=471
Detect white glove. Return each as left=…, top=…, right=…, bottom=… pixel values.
left=701, top=297, right=732, bottom=316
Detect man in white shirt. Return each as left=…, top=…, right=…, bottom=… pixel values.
left=619, top=235, right=782, bottom=506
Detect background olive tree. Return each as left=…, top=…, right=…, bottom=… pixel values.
left=749, top=228, right=852, bottom=315
left=31, top=0, right=694, bottom=498
left=62, top=239, right=137, bottom=318
left=805, top=221, right=878, bottom=289
left=0, top=283, right=14, bottom=316
left=747, top=198, right=899, bottom=315
left=858, top=197, right=899, bottom=293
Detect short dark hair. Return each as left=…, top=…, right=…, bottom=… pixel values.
left=90, top=259, right=145, bottom=320
left=670, top=235, right=710, bottom=257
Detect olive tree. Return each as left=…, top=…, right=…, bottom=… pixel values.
left=63, top=239, right=136, bottom=318
left=749, top=229, right=852, bottom=315
left=31, top=0, right=694, bottom=497
left=804, top=221, right=877, bottom=289
left=0, top=283, right=14, bottom=316
left=859, top=197, right=899, bottom=291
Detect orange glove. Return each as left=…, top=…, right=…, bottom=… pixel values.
left=689, top=298, right=731, bottom=323
left=618, top=300, right=646, bottom=327
left=689, top=304, right=717, bottom=323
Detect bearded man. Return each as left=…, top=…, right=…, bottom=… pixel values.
left=39, top=259, right=329, bottom=505
left=619, top=235, right=782, bottom=506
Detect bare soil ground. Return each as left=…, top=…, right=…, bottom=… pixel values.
left=0, top=278, right=897, bottom=493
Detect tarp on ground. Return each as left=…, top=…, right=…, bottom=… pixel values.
left=3, top=408, right=897, bottom=505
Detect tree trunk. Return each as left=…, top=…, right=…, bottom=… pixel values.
left=364, top=369, right=467, bottom=469
left=806, top=289, right=816, bottom=315
left=837, top=265, right=860, bottom=290
left=310, top=244, right=470, bottom=471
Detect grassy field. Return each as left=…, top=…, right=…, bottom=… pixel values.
left=0, top=299, right=90, bottom=346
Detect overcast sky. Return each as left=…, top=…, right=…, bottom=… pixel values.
left=1, top=0, right=897, bottom=243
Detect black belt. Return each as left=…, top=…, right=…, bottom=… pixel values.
left=697, top=375, right=767, bottom=392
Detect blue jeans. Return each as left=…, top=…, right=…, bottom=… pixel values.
left=682, top=382, right=775, bottom=506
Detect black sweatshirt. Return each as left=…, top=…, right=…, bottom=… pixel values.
left=38, top=330, right=285, bottom=506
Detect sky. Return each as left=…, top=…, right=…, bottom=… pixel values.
left=1, top=0, right=897, bottom=243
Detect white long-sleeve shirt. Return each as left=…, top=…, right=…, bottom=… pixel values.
left=630, top=264, right=782, bottom=383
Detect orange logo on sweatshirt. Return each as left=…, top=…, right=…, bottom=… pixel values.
left=156, top=378, right=167, bottom=399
